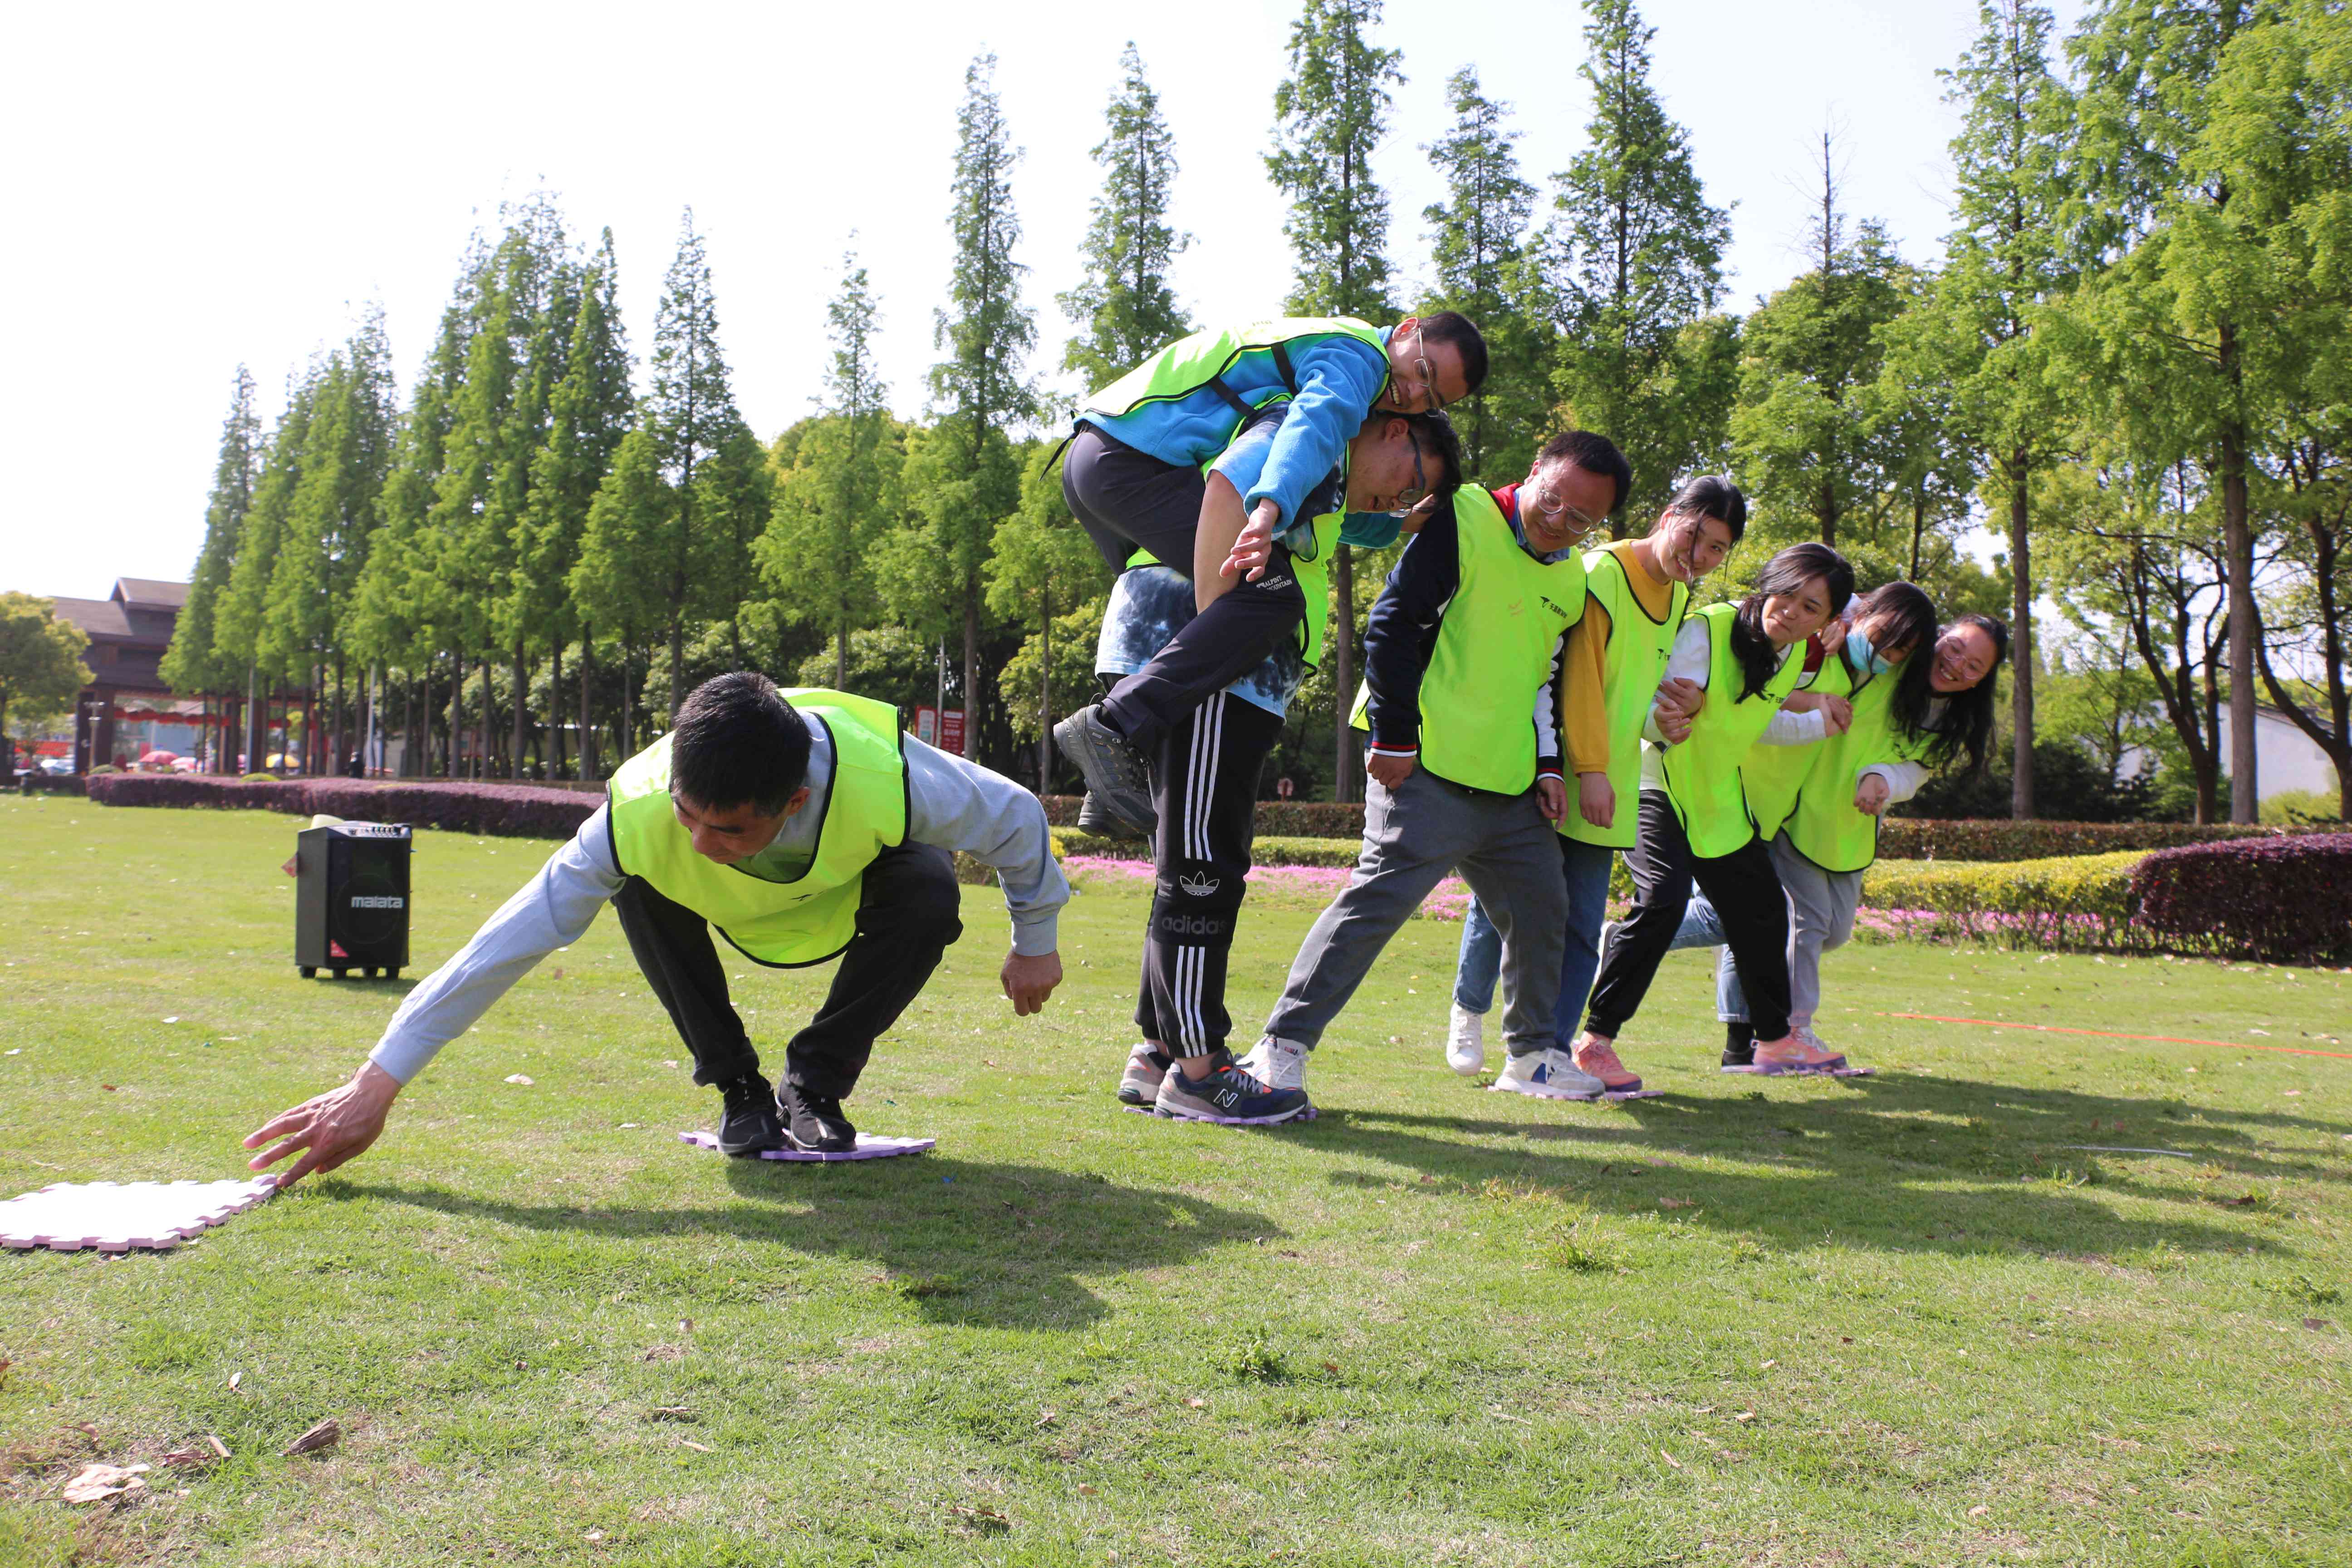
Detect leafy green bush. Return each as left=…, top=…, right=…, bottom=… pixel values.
left=1857, top=852, right=2148, bottom=950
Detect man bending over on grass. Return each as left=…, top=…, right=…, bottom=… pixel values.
left=245, top=674, right=1068, bottom=1183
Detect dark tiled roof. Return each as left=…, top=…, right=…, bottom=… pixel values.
left=48, top=595, right=134, bottom=640
left=115, top=578, right=191, bottom=608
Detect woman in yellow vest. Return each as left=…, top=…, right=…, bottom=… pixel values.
left=1571, top=543, right=1857, bottom=1087
left=1670, top=595, right=2009, bottom=1069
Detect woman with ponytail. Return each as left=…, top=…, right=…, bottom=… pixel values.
left=1565, top=542, right=1856, bottom=1092
left=1671, top=595, right=2009, bottom=1071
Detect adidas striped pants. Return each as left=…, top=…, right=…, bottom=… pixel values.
left=1137, top=691, right=1284, bottom=1058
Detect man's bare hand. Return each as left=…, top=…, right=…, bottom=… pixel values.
left=1854, top=774, right=1891, bottom=817
left=1001, top=950, right=1063, bottom=1016
left=1536, top=775, right=1566, bottom=824
left=1365, top=750, right=1416, bottom=791
left=243, top=1062, right=402, bottom=1190
left=1578, top=771, right=1615, bottom=829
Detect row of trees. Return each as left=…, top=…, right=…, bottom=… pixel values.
left=153, top=0, right=2348, bottom=820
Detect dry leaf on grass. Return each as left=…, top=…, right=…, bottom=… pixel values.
left=64, top=1464, right=148, bottom=1504
left=1184, top=1397, right=1205, bottom=1409
left=645, top=1407, right=696, bottom=1423
left=504, top=1074, right=534, bottom=1086
left=1968, top=1504, right=1989, bottom=1518
left=642, top=1345, right=683, bottom=1363
left=1661, top=1450, right=1681, bottom=1469
left=1659, top=1197, right=1695, bottom=1210
left=205, top=1435, right=230, bottom=1458
left=160, top=1447, right=210, bottom=1470
left=283, top=1418, right=339, bottom=1457
left=677, top=1438, right=713, bottom=1453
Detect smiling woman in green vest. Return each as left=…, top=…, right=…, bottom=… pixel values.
left=243, top=673, right=1070, bottom=1182
left=1666, top=592, right=2009, bottom=1071
left=1569, top=542, right=1857, bottom=1088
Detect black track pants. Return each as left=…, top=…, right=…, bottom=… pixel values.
left=612, top=840, right=964, bottom=1099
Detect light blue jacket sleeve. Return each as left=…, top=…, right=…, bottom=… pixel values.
left=1243, top=334, right=1391, bottom=526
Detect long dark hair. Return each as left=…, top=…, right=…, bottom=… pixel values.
left=1922, top=612, right=2009, bottom=772
left=1845, top=581, right=1940, bottom=737
left=1728, top=543, right=1855, bottom=700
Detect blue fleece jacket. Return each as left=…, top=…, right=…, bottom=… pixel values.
left=1082, top=328, right=1392, bottom=530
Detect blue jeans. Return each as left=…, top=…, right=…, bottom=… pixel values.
left=1666, top=892, right=1746, bottom=1022
left=1451, top=837, right=1617, bottom=1046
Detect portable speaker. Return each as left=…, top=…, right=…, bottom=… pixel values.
left=294, top=821, right=412, bottom=979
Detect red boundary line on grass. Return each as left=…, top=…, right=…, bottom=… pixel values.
left=1886, top=1012, right=2352, bottom=1063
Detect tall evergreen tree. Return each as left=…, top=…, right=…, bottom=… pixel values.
left=216, top=367, right=322, bottom=771
left=901, top=53, right=1036, bottom=759
left=1729, top=145, right=1916, bottom=563
left=1268, top=0, right=1402, bottom=799
left=1060, top=44, right=1191, bottom=392
left=987, top=442, right=1112, bottom=786
left=1912, top=0, right=2078, bottom=818
left=1420, top=66, right=1543, bottom=475
left=162, top=365, right=261, bottom=768
left=764, top=250, right=899, bottom=688
left=1548, top=0, right=1735, bottom=530
left=524, top=227, right=633, bottom=779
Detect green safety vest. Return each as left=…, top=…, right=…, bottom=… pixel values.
left=1656, top=602, right=1807, bottom=859
left=1783, top=666, right=1934, bottom=873
left=1737, top=643, right=1853, bottom=846
left=1124, top=390, right=1343, bottom=671
left=606, top=689, right=910, bottom=969
left=1560, top=544, right=1690, bottom=850
left=1349, top=486, right=1586, bottom=795
left=1082, top=317, right=1390, bottom=446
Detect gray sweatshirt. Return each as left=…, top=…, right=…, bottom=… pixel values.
left=367, top=720, right=1067, bottom=1083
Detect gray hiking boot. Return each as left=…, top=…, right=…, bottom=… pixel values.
left=1077, top=790, right=1147, bottom=839
left=1053, top=706, right=1155, bottom=839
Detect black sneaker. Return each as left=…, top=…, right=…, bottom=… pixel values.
left=715, top=1072, right=784, bottom=1155
left=779, top=1079, right=857, bottom=1153
left=1076, top=790, right=1146, bottom=839
left=1053, top=706, right=1156, bottom=838
left=1720, top=1022, right=1756, bottom=1072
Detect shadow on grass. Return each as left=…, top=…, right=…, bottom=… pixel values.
left=346, top=1156, right=1283, bottom=1329
left=1289, top=1067, right=2346, bottom=1260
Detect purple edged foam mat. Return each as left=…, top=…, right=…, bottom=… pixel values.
left=1119, top=1103, right=1320, bottom=1125
left=0, top=1178, right=279, bottom=1253
left=677, top=1129, right=935, bottom=1162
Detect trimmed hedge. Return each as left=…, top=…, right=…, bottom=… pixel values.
left=1858, top=853, right=2148, bottom=951
left=2132, top=833, right=2352, bottom=963
left=84, top=774, right=598, bottom=840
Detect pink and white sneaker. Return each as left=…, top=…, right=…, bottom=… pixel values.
left=1571, top=1037, right=1644, bottom=1095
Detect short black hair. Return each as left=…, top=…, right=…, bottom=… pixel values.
left=1535, top=428, right=1634, bottom=514
left=1668, top=473, right=1747, bottom=542
left=671, top=671, right=812, bottom=814
left=1417, top=311, right=1489, bottom=397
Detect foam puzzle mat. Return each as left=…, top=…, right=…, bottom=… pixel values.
left=1, top=1178, right=279, bottom=1252
left=677, top=1129, right=935, bottom=1162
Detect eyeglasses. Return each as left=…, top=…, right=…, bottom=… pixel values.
left=1390, top=325, right=1441, bottom=413
left=1521, top=474, right=1605, bottom=540
left=1387, top=440, right=1430, bottom=516
left=1933, top=634, right=1994, bottom=686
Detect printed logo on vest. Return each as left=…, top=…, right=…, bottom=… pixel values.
left=1507, top=598, right=1525, bottom=617
left=1179, top=871, right=1222, bottom=897
left=1541, top=596, right=1568, bottom=617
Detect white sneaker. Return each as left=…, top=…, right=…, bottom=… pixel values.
left=1445, top=1003, right=1487, bottom=1077
left=1489, top=1047, right=1605, bottom=1101
left=1237, top=1036, right=1310, bottom=1093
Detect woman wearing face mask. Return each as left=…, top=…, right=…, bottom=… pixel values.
left=1673, top=599, right=2009, bottom=1071
left=1567, top=542, right=1857, bottom=1090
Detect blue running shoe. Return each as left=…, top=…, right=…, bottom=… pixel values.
left=1152, top=1055, right=1311, bottom=1126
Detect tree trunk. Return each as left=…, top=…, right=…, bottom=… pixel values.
left=551, top=647, right=566, bottom=779
left=449, top=652, right=466, bottom=780
left=668, top=619, right=685, bottom=725
left=579, top=636, right=600, bottom=779
left=478, top=657, right=494, bottom=780
left=1333, top=544, right=1357, bottom=804
left=963, top=584, right=980, bottom=762
left=1038, top=582, right=1053, bottom=791
left=510, top=644, right=528, bottom=780
left=2008, top=457, right=2034, bottom=819
left=620, top=645, right=635, bottom=759
left=2220, top=421, right=2258, bottom=823
left=333, top=655, right=347, bottom=774
left=244, top=664, right=262, bottom=774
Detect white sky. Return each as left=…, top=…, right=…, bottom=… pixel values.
left=1, top=0, right=2088, bottom=601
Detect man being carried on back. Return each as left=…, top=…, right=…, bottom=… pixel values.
left=1055, top=313, right=1487, bottom=836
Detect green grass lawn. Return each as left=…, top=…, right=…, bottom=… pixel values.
left=1, top=794, right=2347, bottom=1567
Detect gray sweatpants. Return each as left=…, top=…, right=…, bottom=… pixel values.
left=1680, top=831, right=1862, bottom=1026
left=1263, top=766, right=1568, bottom=1058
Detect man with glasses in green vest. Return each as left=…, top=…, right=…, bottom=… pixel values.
left=241, top=674, right=1070, bottom=1182
left=1055, top=313, right=1487, bottom=837
left=1228, top=430, right=1632, bottom=1110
